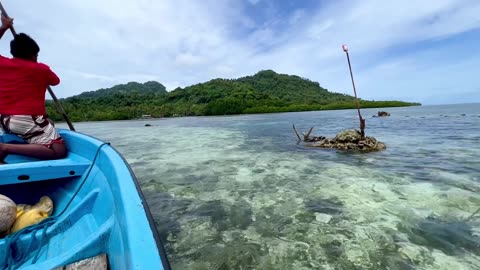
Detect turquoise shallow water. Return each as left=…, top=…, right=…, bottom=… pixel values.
left=62, top=104, right=480, bottom=269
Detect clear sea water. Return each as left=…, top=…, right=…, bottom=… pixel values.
left=61, top=104, right=480, bottom=269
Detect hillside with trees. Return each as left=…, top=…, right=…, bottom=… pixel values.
left=45, top=70, right=420, bottom=122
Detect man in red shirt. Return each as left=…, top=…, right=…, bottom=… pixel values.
left=0, top=14, right=66, bottom=163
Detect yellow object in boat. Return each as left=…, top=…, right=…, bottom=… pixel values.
left=10, top=209, right=49, bottom=233
left=10, top=196, right=54, bottom=234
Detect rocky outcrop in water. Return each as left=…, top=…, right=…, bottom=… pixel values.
left=375, top=111, right=390, bottom=117
left=313, top=129, right=386, bottom=152
left=294, top=126, right=386, bottom=152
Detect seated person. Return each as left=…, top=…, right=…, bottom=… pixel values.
left=0, top=15, right=66, bottom=163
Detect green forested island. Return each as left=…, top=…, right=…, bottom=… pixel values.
left=45, top=70, right=420, bottom=122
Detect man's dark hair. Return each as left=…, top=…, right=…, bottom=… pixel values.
left=10, top=33, right=40, bottom=60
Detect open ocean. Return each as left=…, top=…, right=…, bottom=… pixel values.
left=61, top=104, right=480, bottom=269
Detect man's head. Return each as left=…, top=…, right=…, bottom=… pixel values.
left=10, top=33, right=39, bottom=62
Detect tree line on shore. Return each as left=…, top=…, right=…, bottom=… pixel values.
left=46, top=70, right=420, bottom=122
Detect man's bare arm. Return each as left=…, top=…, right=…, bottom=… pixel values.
left=0, top=14, right=13, bottom=40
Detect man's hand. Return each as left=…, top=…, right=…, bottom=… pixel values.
left=0, top=14, right=13, bottom=30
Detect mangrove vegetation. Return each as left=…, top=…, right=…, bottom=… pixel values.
left=46, top=70, right=420, bottom=122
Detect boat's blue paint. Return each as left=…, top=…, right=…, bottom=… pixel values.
left=0, top=129, right=171, bottom=270
left=0, top=157, right=90, bottom=185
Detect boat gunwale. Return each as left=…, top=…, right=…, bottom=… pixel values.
left=109, top=140, right=172, bottom=270
left=58, top=129, right=172, bottom=270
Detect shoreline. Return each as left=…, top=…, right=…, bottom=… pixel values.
left=52, top=103, right=422, bottom=123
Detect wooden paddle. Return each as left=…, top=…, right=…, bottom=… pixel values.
left=0, top=2, right=76, bottom=131
left=342, top=44, right=365, bottom=139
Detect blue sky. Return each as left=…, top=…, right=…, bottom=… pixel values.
left=1, top=0, right=479, bottom=104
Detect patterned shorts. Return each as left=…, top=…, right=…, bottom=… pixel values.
left=0, top=115, right=64, bottom=147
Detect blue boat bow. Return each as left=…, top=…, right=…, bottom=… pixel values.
left=0, top=129, right=171, bottom=270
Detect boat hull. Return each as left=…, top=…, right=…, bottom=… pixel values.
left=0, top=129, right=170, bottom=270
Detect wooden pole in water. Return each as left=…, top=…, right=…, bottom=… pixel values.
left=342, top=44, right=365, bottom=139
left=0, top=2, right=76, bottom=131
left=292, top=124, right=302, bottom=141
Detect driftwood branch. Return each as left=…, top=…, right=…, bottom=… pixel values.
left=292, top=124, right=301, bottom=141
left=293, top=125, right=324, bottom=142
left=303, top=127, right=314, bottom=140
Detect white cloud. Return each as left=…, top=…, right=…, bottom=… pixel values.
left=72, top=71, right=116, bottom=83
left=289, top=9, right=306, bottom=25
left=215, top=65, right=235, bottom=76
left=0, top=0, right=479, bottom=104
left=174, top=53, right=203, bottom=67
left=248, top=28, right=276, bottom=47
